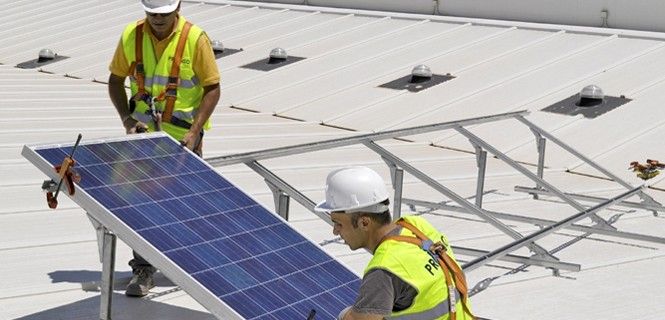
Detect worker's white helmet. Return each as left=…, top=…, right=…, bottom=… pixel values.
left=315, top=166, right=390, bottom=213
left=141, top=0, right=181, bottom=13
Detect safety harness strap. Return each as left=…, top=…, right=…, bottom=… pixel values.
left=161, top=21, right=193, bottom=124
left=134, top=20, right=147, bottom=98
left=385, top=219, right=475, bottom=319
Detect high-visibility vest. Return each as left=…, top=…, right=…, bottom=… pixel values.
left=121, top=17, right=209, bottom=141
left=365, top=216, right=474, bottom=320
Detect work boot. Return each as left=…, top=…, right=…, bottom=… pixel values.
left=125, top=267, right=155, bottom=297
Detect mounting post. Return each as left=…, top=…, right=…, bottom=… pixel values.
left=383, top=158, right=404, bottom=219
left=99, top=228, right=116, bottom=320
left=530, top=128, right=547, bottom=199
left=266, top=180, right=290, bottom=220
left=471, top=142, right=487, bottom=208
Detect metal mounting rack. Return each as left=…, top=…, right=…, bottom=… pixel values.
left=206, top=110, right=665, bottom=274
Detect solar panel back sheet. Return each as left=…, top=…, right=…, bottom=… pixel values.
left=22, top=133, right=360, bottom=320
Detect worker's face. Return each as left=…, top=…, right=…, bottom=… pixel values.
left=145, top=9, right=179, bottom=37
left=331, top=212, right=367, bottom=251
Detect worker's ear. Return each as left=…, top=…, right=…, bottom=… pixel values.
left=360, top=216, right=371, bottom=230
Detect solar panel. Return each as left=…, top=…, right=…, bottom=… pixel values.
left=22, top=133, right=360, bottom=320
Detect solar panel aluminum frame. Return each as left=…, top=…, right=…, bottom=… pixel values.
left=21, top=132, right=354, bottom=320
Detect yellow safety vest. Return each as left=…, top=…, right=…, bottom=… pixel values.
left=121, top=17, right=209, bottom=141
left=365, top=216, right=473, bottom=320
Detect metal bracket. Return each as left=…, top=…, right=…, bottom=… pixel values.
left=265, top=179, right=290, bottom=220
left=470, top=141, right=487, bottom=208
left=88, top=214, right=117, bottom=320
left=529, top=128, right=547, bottom=199
left=382, top=158, right=404, bottom=220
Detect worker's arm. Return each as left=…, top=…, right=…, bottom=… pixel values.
left=181, top=83, right=219, bottom=150
left=108, top=73, right=147, bottom=133
left=338, top=307, right=385, bottom=320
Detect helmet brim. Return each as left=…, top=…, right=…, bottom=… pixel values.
left=142, top=1, right=179, bottom=13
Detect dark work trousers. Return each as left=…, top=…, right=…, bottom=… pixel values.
left=129, top=131, right=203, bottom=272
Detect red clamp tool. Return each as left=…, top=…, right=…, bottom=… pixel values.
left=42, top=134, right=82, bottom=209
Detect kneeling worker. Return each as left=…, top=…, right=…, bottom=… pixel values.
left=315, top=166, right=474, bottom=320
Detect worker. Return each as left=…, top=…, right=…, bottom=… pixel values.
left=315, top=166, right=474, bottom=320
left=108, top=0, right=220, bottom=297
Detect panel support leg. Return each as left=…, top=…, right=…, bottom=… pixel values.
left=528, top=129, right=547, bottom=199
left=382, top=158, right=404, bottom=220
left=266, top=180, right=290, bottom=220
left=471, top=142, right=487, bottom=208
left=100, top=229, right=117, bottom=320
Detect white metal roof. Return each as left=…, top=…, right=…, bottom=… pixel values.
left=2, top=1, right=665, bottom=319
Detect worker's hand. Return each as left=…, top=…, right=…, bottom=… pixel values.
left=180, top=130, right=198, bottom=151
left=123, top=117, right=148, bottom=134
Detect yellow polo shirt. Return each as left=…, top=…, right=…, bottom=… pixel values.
left=109, top=16, right=220, bottom=87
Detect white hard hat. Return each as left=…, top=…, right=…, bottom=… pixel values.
left=315, top=166, right=390, bottom=213
left=141, top=0, right=181, bottom=13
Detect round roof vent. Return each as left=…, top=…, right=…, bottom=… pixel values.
left=410, top=64, right=432, bottom=83
left=210, top=39, right=224, bottom=53
left=578, top=85, right=605, bottom=107
left=269, top=47, right=287, bottom=60
left=412, top=64, right=432, bottom=78
left=38, top=48, right=56, bottom=62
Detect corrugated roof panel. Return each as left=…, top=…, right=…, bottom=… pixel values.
left=327, top=32, right=607, bottom=130
left=281, top=27, right=554, bottom=121
left=255, top=24, right=510, bottom=116
left=217, top=12, right=366, bottom=67
left=4, top=2, right=665, bottom=319
left=223, top=18, right=457, bottom=107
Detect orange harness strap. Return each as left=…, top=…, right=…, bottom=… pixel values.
left=134, top=20, right=147, bottom=98
left=159, top=21, right=193, bottom=124
left=384, top=219, right=475, bottom=319
left=131, top=20, right=193, bottom=125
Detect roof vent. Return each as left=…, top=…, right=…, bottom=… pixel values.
left=269, top=47, right=288, bottom=64
left=410, top=64, right=432, bottom=83
left=16, top=48, right=69, bottom=69
left=211, top=40, right=224, bottom=53
left=578, top=84, right=605, bottom=107
left=241, top=48, right=305, bottom=71
left=209, top=39, right=242, bottom=59
left=38, top=48, right=56, bottom=62
left=379, top=66, right=454, bottom=93
left=541, top=85, right=631, bottom=119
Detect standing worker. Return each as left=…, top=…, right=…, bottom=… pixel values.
left=315, top=167, right=474, bottom=320
left=108, top=0, right=220, bottom=297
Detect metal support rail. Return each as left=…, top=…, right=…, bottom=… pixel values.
left=515, top=116, right=663, bottom=215
left=402, top=198, right=665, bottom=244
left=206, top=111, right=528, bottom=167
left=455, top=126, right=615, bottom=230
left=363, top=141, right=560, bottom=262
left=463, top=187, right=643, bottom=271
left=514, top=186, right=665, bottom=213
left=205, top=110, right=665, bottom=273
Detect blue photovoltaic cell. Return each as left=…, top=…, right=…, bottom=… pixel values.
left=30, top=135, right=360, bottom=319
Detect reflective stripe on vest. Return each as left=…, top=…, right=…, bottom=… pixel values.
left=129, top=74, right=200, bottom=89
left=388, top=290, right=461, bottom=320
left=121, top=17, right=208, bottom=141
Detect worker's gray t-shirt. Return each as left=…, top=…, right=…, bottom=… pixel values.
left=351, top=227, right=418, bottom=316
